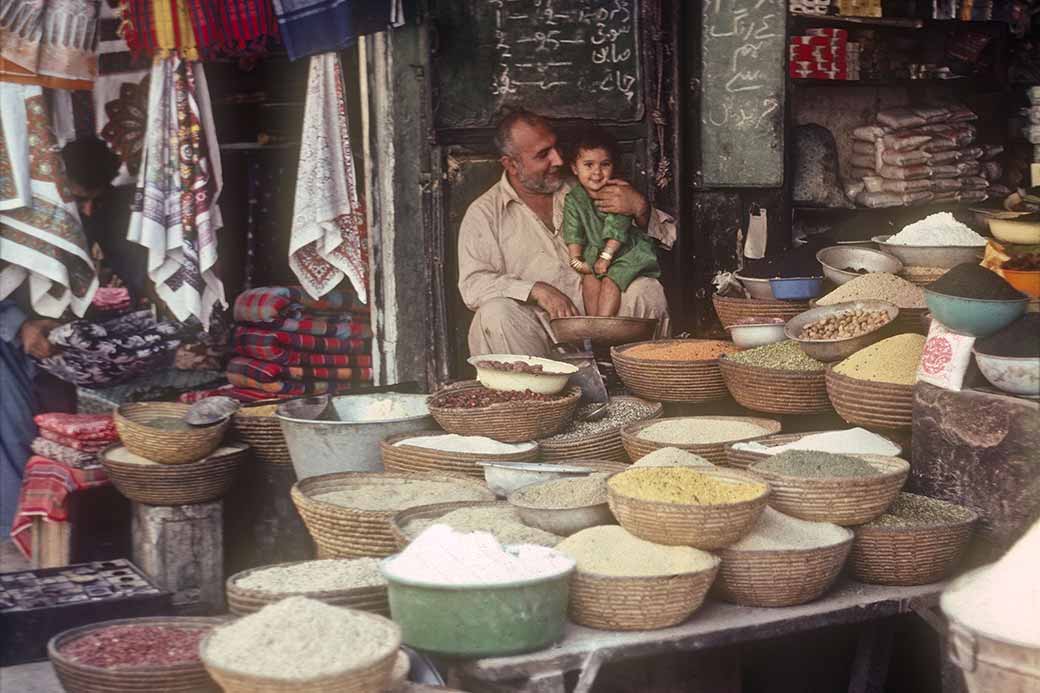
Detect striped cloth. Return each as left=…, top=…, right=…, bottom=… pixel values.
left=233, top=327, right=370, bottom=354
left=234, top=341, right=370, bottom=367
left=227, top=371, right=368, bottom=396
left=233, top=285, right=363, bottom=323
left=31, top=438, right=98, bottom=468
left=10, top=456, right=109, bottom=559
left=228, top=356, right=370, bottom=383
left=179, top=384, right=286, bottom=403
left=34, top=414, right=117, bottom=442
left=38, top=429, right=113, bottom=453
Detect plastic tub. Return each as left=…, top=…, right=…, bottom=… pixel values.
left=769, top=277, right=825, bottom=301
left=1001, top=269, right=1040, bottom=299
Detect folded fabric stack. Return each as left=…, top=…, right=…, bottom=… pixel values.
left=11, top=414, right=117, bottom=558
left=847, top=104, right=1006, bottom=209
left=226, top=286, right=373, bottom=397
left=91, top=287, right=132, bottom=314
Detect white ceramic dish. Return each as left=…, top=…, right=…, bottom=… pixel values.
left=973, top=351, right=1040, bottom=397
left=467, top=354, right=578, bottom=395
left=725, top=321, right=787, bottom=349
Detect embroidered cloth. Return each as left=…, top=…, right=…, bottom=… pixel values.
left=0, top=0, right=100, bottom=90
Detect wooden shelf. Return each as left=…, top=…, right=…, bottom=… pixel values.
left=791, top=77, right=1001, bottom=92
left=788, top=14, right=925, bottom=28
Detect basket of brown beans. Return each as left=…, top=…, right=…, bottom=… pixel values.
left=427, top=381, right=582, bottom=443
left=784, top=300, right=899, bottom=363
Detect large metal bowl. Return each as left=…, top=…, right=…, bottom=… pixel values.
left=816, top=246, right=904, bottom=285
left=550, top=316, right=658, bottom=347
left=785, top=300, right=900, bottom=363
left=734, top=273, right=775, bottom=300
left=872, top=235, right=985, bottom=270
left=478, top=461, right=594, bottom=498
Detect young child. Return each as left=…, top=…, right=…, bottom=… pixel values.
left=562, top=129, right=661, bottom=317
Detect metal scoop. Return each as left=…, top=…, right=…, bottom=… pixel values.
left=183, top=396, right=240, bottom=426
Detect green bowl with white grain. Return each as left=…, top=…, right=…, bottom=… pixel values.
left=380, top=551, right=575, bottom=657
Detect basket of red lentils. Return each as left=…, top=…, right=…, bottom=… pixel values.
left=48, top=616, right=223, bottom=693
left=611, top=340, right=737, bottom=403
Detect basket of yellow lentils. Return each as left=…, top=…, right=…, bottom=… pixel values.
left=606, top=467, right=770, bottom=550
left=231, top=402, right=292, bottom=465
left=825, top=334, right=926, bottom=431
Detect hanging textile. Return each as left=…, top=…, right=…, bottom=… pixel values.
left=289, top=52, right=367, bottom=303
left=127, top=56, right=226, bottom=326
left=120, top=0, right=197, bottom=59
left=271, top=0, right=405, bottom=61
left=0, top=83, right=97, bottom=318
left=0, top=0, right=101, bottom=90
left=121, top=0, right=278, bottom=60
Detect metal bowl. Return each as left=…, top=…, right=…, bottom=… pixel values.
left=467, top=354, right=577, bottom=395
left=816, top=246, right=904, bottom=286
left=872, top=235, right=985, bottom=270
left=507, top=501, right=615, bottom=537
left=725, top=320, right=787, bottom=349
left=478, top=462, right=594, bottom=498
left=734, top=273, right=775, bottom=300
left=784, top=300, right=900, bottom=363
left=549, top=316, right=658, bottom=347
left=973, top=351, right=1040, bottom=397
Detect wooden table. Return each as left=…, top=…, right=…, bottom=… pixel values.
left=448, top=580, right=948, bottom=693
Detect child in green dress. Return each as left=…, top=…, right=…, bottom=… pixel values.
left=562, top=129, right=661, bottom=316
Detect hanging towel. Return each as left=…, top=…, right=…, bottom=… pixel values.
left=0, top=83, right=97, bottom=318
left=127, top=55, right=226, bottom=327
left=0, top=0, right=101, bottom=90
left=288, top=52, right=367, bottom=303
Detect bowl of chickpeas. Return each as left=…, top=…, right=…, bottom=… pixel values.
left=784, top=300, right=899, bottom=363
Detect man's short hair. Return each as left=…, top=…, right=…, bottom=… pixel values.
left=494, top=109, right=554, bottom=157
left=61, top=138, right=120, bottom=192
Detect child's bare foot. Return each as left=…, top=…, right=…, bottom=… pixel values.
left=596, top=277, right=621, bottom=316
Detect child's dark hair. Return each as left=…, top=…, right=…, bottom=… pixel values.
left=567, top=127, right=620, bottom=166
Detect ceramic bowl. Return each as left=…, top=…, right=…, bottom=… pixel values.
left=725, top=320, right=787, bottom=349
left=769, top=277, right=825, bottom=301
left=873, top=236, right=984, bottom=270
left=988, top=218, right=1040, bottom=245
left=973, top=351, right=1040, bottom=397
left=467, top=354, right=578, bottom=395
left=1001, top=269, right=1040, bottom=299
left=924, top=291, right=1029, bottom=337
left=816, top=246, right=904, bottom=286
left=735, top=273, right=775, bottom=300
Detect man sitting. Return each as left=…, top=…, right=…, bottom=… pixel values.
left=458, top=110, right=673, bottom=357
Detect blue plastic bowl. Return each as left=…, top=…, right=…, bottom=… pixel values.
left=924, top=290, right=1029, bottom=337
left=768, top=277, right=825, bottom=301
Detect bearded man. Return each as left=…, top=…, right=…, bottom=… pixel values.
left=458, top=110, right=673, bottom=357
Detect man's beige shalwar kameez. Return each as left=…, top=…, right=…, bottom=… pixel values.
left=459, top=174, right=673, bottom=356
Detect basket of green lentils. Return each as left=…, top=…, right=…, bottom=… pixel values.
left=849, top=493, right=978, bottom=586
left=718, top=341, right=832, bottom=416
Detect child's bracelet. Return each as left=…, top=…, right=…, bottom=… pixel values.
left=598, top=251, right=614, bottom=261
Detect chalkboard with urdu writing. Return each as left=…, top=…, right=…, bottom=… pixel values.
left=433, top=0, right=643, bottom=128
left=699, top=0, right=786, bottom=187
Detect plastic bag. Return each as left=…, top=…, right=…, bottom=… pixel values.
left=852, top=141, right=877, bottom=155
left=881, top=134, right=932, bottom=152
left=881, top=149, right=930, bottom=167
left=913, top=105, right=951, bottom=122
left=981, top=161, right=1003, bottom=181
left=981, top=145, right=1004, bottom=161
left=851, top=154, right=878, bottom=171
left=856, top=190, right=932, bottom=208
left=852, top=125, right=888, bottom=142
left=877, top=108, right=928, bottom=130
left=960, top=176, right=989, bottom=190
left=931, top=177, right=964, bottom=192
left=879, top=164, right=931, bottom=180
left=917, top=321, right=975, bottom=392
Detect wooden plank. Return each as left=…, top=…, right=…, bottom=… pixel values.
left=455, top=580, right=942, bottom=684
left=30, top=519, right=71, bottom=569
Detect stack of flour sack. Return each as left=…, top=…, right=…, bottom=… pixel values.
left=226, top=286, right=373, bottom=397
left=848, top=103, right=1006, bottom=209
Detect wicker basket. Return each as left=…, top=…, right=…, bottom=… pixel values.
left=390, top=500, right=513, bottom=549
left=607, top=468, right=770, bottom=549
left=718, top=359, right=831, bottom=415
left=225, top=561, right=390, bottom=617
left=900, top=266, right=947, bottom=287
left=568, top=560, right=720, bottom=630
left=100, top=443, right=248, bottom=506
left=712, top=294, right=811, bottom=329
left=231, top=407, right=292, bottom=465
left=380, top=431, right=539, bottom=479
left=748, top=454, right=909, bottom=526
left=620, top=416, right=782, bottom=465
left=48, top=617, right=224, bottom=693
left=115, top=402, right=229, bottom=464
left=850, top=494, right=978, bottom=585
left=724, top=432, right=903, bottom=470
left=716, top=534, right=853, bottom=607
left=826, top=368, right=914, bottom=430
left=538, top=397, right=662, bottom=463
left=427, top=383, right=581, bottom=443
left=199, top=610, right=400, bottom=693
left=610, top=340, right=733, bottom=403
left=291, top=472, right=495, bottom=558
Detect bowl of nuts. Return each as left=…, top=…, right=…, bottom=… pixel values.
left=467, top=354, right=578, bottom=395
left=784, top=300, right=899, bottom=363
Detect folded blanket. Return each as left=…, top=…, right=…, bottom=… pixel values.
left=38, top=429, right=113, bottom=452
left=34, top=414, right=118, bottom=441
left=242, top=317, right=372, bottom=338
left=228, top=356, right=371, bottom=384
left=234, top=286, right=366, bottom=323
left=227, top=371, right=369, bottom=395
left=233, top=327, right=370, bottom=354
left=31, top=438, right=99, bottom=468
left=179, top=384, right=288, bottom=403
left=235, top=341, right=371, bottom=367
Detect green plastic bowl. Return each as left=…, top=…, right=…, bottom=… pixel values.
left=923, top=290, right=1029, bottom=337
left=381, top=554, right=574, bottom=657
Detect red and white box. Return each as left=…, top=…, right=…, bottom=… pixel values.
left=806, top=27, right=849, bottom=40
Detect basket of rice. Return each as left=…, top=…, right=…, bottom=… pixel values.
left=231, top=403, right=291, bottom=465
left=427, top=382, right=581, bottom=443
left=621, top=416, right=781, bottom=465
left=199, top=597, right=401, bottom=693
left=290, top=472, right=495, bottom=558
left=850, top=493, right=977, bottom=586
left=101, top=443, right=248, bottom=506
left=225, top=558, right=389, bottom=617
left=607, top=467, right=770, bottom=550
left=610, top=340, right=737, bottom=403
left=380, top=431, right=539, bottom=479
left=724, top=429, right=902, bottom=470
left=715, top=508, right=853, bottom=607
left=748, top=451, right=909, bottom=526
left=556, top=526, right=720, bottom=630
left=390, top=501, right=561, bottom=549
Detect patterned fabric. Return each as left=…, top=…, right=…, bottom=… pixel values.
left=127, top=56, right=225, bottom=326
left=92, top=286, right=131, bottom=311
left=39, top=428, right=113, bottom=451
left=0, top=0, right=101, bottom=90
left=233, top=326, right=369, bottom=354
left=10, top=455, right=109, bottom=559
left=233, top=285, right=360, bottom=323
left=31, top=437, right=98, bottom=467
left=0, top=84, right=98, bottom=318
left=179, top=384, right=285, bottom=403
left=228, top=356, right=370, bottom=383
left=121, top=0, right=197, bottom=59
left=289, top=53, right=367, bottom=302
left=271, top=0, right=352, bottom=61
left=246, top=317, right=369, bottom=338
left=38, top=309, right=180, bottom=387
left=185, top=0, right=278, bottom=59
left=34, top=412, right=117, bottom=440
left=234, top=340, right=369, bottom=366
left=227, top=370, right=366, bottom=395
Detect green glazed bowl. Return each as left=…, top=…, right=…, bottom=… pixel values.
left=923, top=290, right=1029, bottom=337
left=381, top=553, right=575, bottom=657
